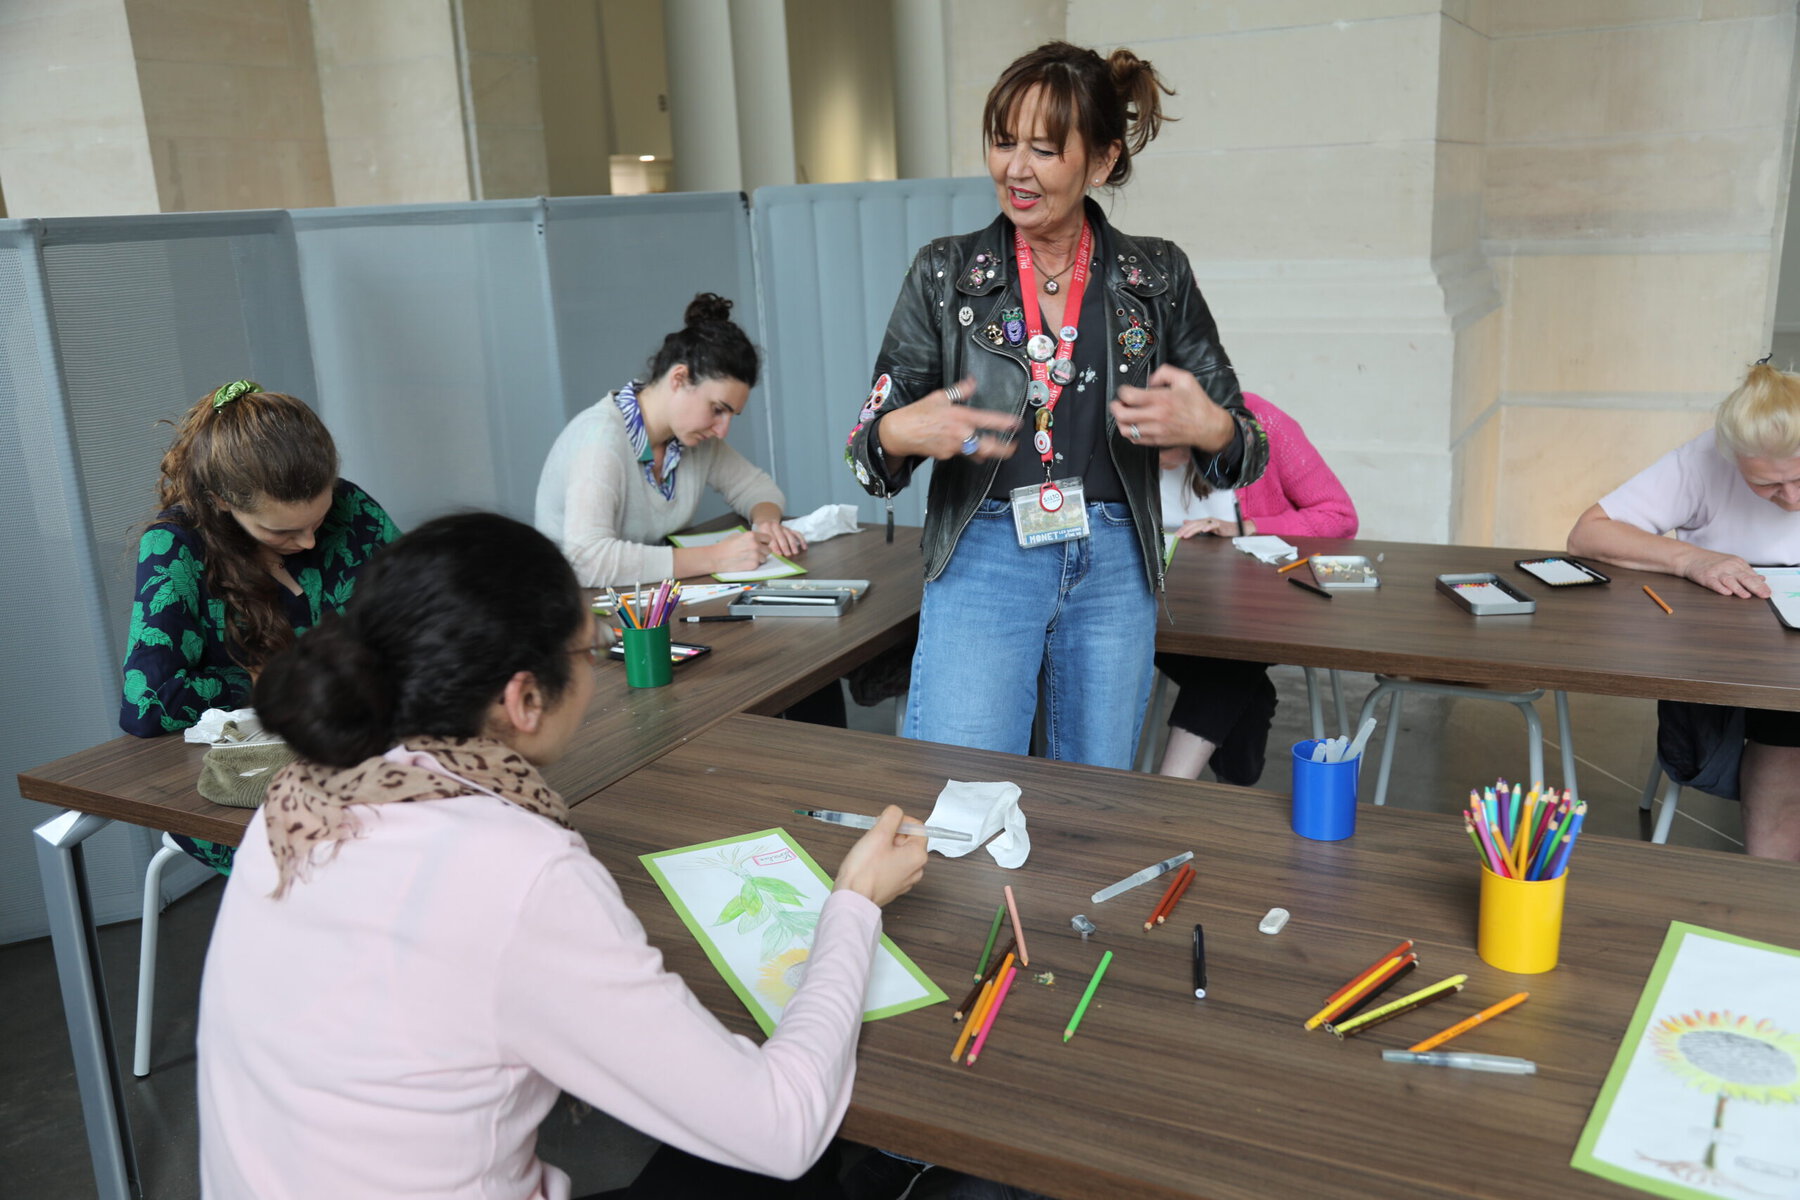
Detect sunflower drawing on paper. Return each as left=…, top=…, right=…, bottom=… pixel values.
left=692, top=844, right=822, bottom=965
left=1634, top=1009, right=1800, bottom=1196
left=757, top=948, right=812, bottom=1005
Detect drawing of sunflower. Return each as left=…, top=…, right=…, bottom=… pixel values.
left=1635, top=1010, right=1800, bottom=1188
left=757, top=948, right=811, bottom=1006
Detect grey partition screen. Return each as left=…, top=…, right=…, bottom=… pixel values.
left=294, top=201, right=565, bottom=528
left=543, top=193, right=766, bottom=521
left=750, top=178, right=997, bottom=524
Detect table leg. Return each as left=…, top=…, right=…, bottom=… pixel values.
left=35, top=809, right=140, bottom=1200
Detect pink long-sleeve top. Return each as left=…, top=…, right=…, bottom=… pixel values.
left=1236, top=393, right=1358, bottom=539
left=197, top=787, right=881, bottom=1200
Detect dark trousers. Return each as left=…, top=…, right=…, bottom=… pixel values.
left=1154, top=654, right=1278, bottom=787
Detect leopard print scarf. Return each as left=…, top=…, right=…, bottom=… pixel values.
left=262, top=735, right=570, bottom=898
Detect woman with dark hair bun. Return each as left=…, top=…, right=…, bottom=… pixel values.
left=197, top=513, right=929, bottom=1198
left=844, top=41, right=1269, bottom=771
left=536, top=291, right=805, bottom=585
left=119, top=379, right=398, bottom=872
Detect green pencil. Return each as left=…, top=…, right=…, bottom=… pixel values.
left=974, top=903, right=1006, bottom=981
left=1063, top=950, right=1115, bottom=1042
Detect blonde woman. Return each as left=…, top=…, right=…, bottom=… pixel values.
left=1568, top=361, right=1800, bottom=859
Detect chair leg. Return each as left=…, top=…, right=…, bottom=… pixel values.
left=133, top=836, right=184, bottom=1078
left=1518, top=701, right=1545, bottom=794
left=1303, top=667, right=1325, bottom=742
left=1373, top=688, right=1402, bottom=807
left=1330, top=670, right=1351, bottom=738
left=1651, top=778, right=1681, bottom=845
left=1553, top=691, right=1579, bottom=802
left=1640, top=759, right=1661, bottom=812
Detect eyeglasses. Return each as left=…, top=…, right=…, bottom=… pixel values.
left=569, top=625, right=616, bottom=667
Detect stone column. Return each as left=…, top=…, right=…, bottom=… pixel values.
left=892, top=0, right=950, bottom=179
left=663, top=0, right=742, bottom=193
left=728, top=0, right=796, bottom=193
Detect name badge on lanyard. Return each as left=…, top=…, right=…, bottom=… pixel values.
left=1008, top=221, right=1095, bottom=549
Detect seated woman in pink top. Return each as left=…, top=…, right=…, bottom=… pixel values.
left=197, top=512, right=928, bottom=1200
left=1156, top=393, right=1358, bottom=785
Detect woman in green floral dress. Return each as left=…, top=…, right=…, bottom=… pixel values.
left=120, top=380, right=399, bottom=872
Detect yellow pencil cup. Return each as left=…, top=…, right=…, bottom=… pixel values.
left=1477, top=864, right=1566, bottom=975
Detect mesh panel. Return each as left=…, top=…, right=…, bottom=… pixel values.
left=751, top=179, right=997, bottom=523
left=294, top=202, right=563, bottom=527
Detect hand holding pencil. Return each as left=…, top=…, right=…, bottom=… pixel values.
left=830, top=806, right=928, bottom=907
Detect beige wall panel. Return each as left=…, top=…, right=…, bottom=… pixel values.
left=1433, top=141, right=1484, bottom=257
left=0, top=1, right=161, bottom=216
left=1128, top=143, right=1437, bottom=261
left=311, top=0, right=455, bottom=64
left=316, top=58, right=466, bottom=142
left=945, top=0, right=1063, bottom=173
left=1123, top=17, right=1441, bottom=156
left=1437, top=14, right=1487, bottom=147
left=473, top=125, right=549, bottom=198
left=467, top=52, right=546, bottom=130
left=1452, top=306, right=1502, bottom=439
left=1492, top=404, right=1715, bottom=548
left=1068, top=0, right=1439, bottom=42
left=460, top=0, right=537, bottom=55
left=123, top=0, right=302, bottom=65
left=599, top=0, right=671, bottom=159
left=1490, top=17, right=1792, bottom=143
left=535, top=0, right=611, bottom=196
left=1331, top=444, right=1451, bottom=541
left=1451, top=407, right=1501, bottom=544
left=1221, top=328, right=1452, bottom=447
left=1498, top=253, right=1771, bottom=394
left=135, top=61, right=322, bottom=140
left=788, top=0, right=896, bottom=185
left=1489, top=0, right=1699, bottom=36
left=153, top=135, right=333, bottom=211
left=1702, top=0, right=1794, bottom=16
left=326, top=133, right=471, bottom=206
left=1486, top=130, right=1785, bottom=241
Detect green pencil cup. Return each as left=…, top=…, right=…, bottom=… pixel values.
left=620, top=625, right=673, bottom=688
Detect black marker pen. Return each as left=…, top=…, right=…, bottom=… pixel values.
left=1192, top=924, right=1208, bottom=999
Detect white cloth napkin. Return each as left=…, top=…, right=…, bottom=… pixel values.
left=923, top=780, right=1030, bottom=868
left=1232, top=534, right=1298, bottom=565
left=182, top=708, right=279, bottom=745
left=784, top=503, right=863, bottom=544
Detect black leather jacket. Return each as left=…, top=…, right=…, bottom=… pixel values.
left=844, top=200, right=1267, bottom=589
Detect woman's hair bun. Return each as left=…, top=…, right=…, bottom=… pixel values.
left=685, top=292, right=734, bottom=327
left=255, top=615, right=395, bottom=768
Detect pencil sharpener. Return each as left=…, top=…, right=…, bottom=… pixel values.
left=1070, top=914, right=1097, bottom=939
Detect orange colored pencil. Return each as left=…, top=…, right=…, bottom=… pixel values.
left=1144, top=865, right=1192, bottom=930
left=1317, top=939, right=1414, bottom=1011
left=1407, top=991, right=1530, bottom=1053
left=1643, top=585, right=1673, bottom=615
left=1155, top=865, right=1197, bottom=925
left=1276, top=555, right=1315, bottom=574
left=951, top=977, right=995, bottom=1062
left=1304, top=953, right=1416, bottom=1031
left=956, top=951, right=1014, bottom=1059
left=966, top=962, right=1018, bottom=1066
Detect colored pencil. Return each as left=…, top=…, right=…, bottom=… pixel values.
left=1305, top=952, right=1414, bottom=1031
left=1544, top=805, right=1587, bottom=880
left=1643, top=584, right=1673, bottom=614
left=1276, top=555, right=1315, bottom=574
left=1304, top=939, right=1414, bottom=1029
left=974, top=903, right=1006, bottom=981
left=1156, top=864, right=1196, bottom=925
left=959, top=950, right=1013, bottom=1055
left=1332, top=959, right=1418, bottom=1023
left=1407, top=991, right=1530, bottom=1053
left=1003, top=885, right=1029, bottom=967
left=954, top=937, right=1014, bottom=1020
left=1327, top=973, right=1468, bottom=1039
left=1063, top=950, right=1114, bottom=1042
left=966, top=962, right=1019, bottom=1065
left=951, top=978, right=994, bottom=1061
left=1145, top=865, right=1193, bottom=929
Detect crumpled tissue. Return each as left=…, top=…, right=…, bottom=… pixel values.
left=924, top=780, right=1029, bottom=868
left=183, top=708, right=280, bottom=745
left=784, top=503, right=863, bottom=544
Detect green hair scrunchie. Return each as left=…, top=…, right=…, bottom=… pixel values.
left=211, top=379, right=261, bottom=409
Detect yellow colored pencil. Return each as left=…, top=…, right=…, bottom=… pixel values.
left=1407, top=991, right=1530, bottom=1053
left=1326, top=974, right=1468, bottom=1039
left=951, top=977, right=995, bottom=1062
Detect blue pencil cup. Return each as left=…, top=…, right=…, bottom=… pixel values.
left=1290, top=740, right=1359, bottom=841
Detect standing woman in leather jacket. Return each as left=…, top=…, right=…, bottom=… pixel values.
left=843, top=41, right=1268, bottom=768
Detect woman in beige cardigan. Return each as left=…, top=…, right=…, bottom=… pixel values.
left=535, top=293, right=803, bottom=586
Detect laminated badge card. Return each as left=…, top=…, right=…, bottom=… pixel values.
left=1572, top=922, right=1800, bottom=1199
left=642, top=829, right=945, bottom=1034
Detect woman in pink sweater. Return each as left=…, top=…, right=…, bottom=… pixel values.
left=197, top=513, right=928, bottom=1200
left=1156, top=393, right=1358, bottom=784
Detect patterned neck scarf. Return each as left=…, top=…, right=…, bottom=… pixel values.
left=261, top=735, right=570, bottom=898
left=614, top=380, right=683, bottom=500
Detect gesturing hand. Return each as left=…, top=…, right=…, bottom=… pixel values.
left=874, top=378, right=1020, bottom=462
left=1112, top=364, right=1235, bottom=451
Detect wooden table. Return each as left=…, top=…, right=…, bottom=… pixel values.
left=17, top=525, right=924, bottom=1200
left=1161, top=537, right=1800, bottom=711
left=576, top=714, right=1800, bottom=1200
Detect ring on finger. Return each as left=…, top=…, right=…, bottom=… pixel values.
left=1129, top=423, right=1142, bottom=442
left=944, top=383, right=964, bottom=404
left=961, top=433, right=981, bottom=456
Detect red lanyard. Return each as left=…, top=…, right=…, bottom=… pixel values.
left=1014, top=221, right=1094, bottom=505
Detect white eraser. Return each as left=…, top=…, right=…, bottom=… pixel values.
left=1258, top=907, right=1290, bottom=935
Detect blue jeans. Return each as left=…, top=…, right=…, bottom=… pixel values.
left=904, top=499, right=1157, bottom=768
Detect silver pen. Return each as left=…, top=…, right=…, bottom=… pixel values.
left=792, top=808, right=972, bottom=842
left=1091, top=851, right=1195, bottom=904
left=1381, top=1050, right=1537, bottom=1074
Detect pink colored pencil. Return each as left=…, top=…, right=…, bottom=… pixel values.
left=1469, top=806, right=1509, bottom=877
left=965, top=962, right=1018, bottom=1065
left=1003, top=884, right=1029, bottom=967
